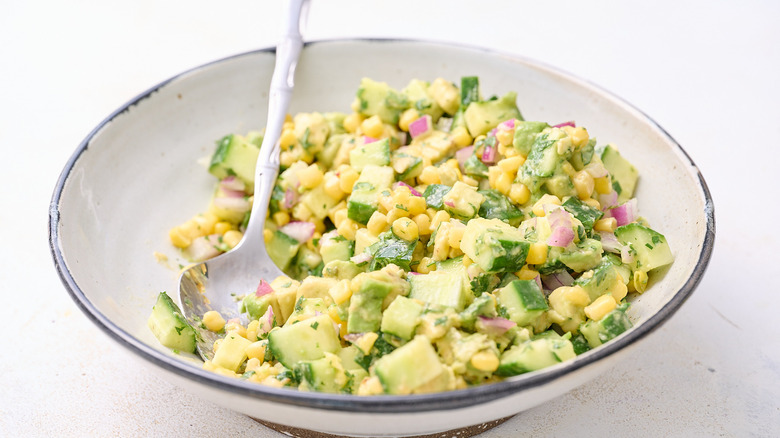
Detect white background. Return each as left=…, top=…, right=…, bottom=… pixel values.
left=2, top=0, right=779, bottom=436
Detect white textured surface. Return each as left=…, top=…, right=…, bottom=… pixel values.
left=1, top=0, right=778, bottom=436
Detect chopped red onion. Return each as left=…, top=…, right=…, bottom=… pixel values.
left=279, top=221, right=315, bottom=243
left=255, top=279, right=273, bottom=297
left=220, top=188, right=246, bottom=198
left=546, top=208, right=572, bottom=229
left=542, top=271, right=574, bottom=290
left=477, top=316, right=516, bottom=334
left=552, top=121, right=576, bottom=128
left=488, top=128, right=498, bottom=137
left=393, top=181, right=422, bottom=197
left=408, top=271, right=421, bottom=275
left=351, top=252, right=372, bottom=265
left=343, top=333, right=363, bottom=343
left=456, top=145, right=474, bottom=171
left=621, top=245, right=635, bottom=264
left=547, top=226, right=575, bottom=247
left=220, top=176, right=246, bottom=192
left=599, top=191, right=618, bottom=211
left=214, top=196, right=251, bottom=212
left=444, top=200, right=455, bottom=207
left=188, top=235, right=222, bottom=261
left=397, top=131, right=408, bottom=146
left=283, top=188, right=298, bottom=209
left=610, top=198, right=638, bottom=226
left=498, top=119, right=516, bottom=130
left=363, top=136, right=378, bottom=144
left=258, top=307, right=274, bottom=334
left=534, top=275, right=544, bottom=293
left=481, top=143, right=497, bottom=165
left=598, top=231, right=622, bottom=253
left=409, top=115, right=433, bottom=139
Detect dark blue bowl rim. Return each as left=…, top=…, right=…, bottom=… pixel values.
left=49, top=37, right=715, bottom=414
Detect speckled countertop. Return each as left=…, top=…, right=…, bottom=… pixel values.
left=2, top=1, right=779, bottom=436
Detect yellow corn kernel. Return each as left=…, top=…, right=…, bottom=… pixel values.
left=407, top=196, right=427, bottom=216
left=192, top=213, right=218, bottom=235
left=430, top=210, right=451, bottom=233
left=329, top=279, right=353, bottom=305
left=504, top=146, right=520, bottom=158
left=178, top=220, right=201, bottom=240
left=594, top=175, right=612, bottom=194
left=263, top=228, right=273, bottom=243
left=169, top=227, right=192, bottom=248
left=526, top=242, right=549, bottom=265
left=432, top=224, right=451, bottom=261
left=573, top=170, right=595, bottom=200
left=273, top=211, right=290, bottom=227
left=418, top=166, right=441, bottom=185
left=451, top=126, right=472, bottom=147
left=448, top=247, right=464, bottom=259
left=393, top=184, right=412, bottom=204
left=360, top=115, right=384, bottom=138
left=392, top=217, right=419, bottom=241
left=633, top=270, right=649, bottom=293
left=496, top=128, right=514, bottom=148
left=245, top=320, right=260, bottom=343
left=583, top=198, right=601, bottom=210
left=355, top=332, right=379, bottom=355
left=284, top=113, right=293, bottom=123
left=560, top=161, right=577, bottom=179
left=386, top=207, right=410, bottom=223
left=495, top=171, right=513, bottom=196
left=516, top=265, right=540, bottom=281
left=571, top=126, right=589, bottom=148
left=245, top=341, right=267, bottom=360
left=470, top=351, right=500, bottom=372
left=399, top=108, right=421, bottom=132
left=280, top=129, right=297, bottom=149
left=497, top=156, right=525, bottom=174
left=610, top=275, right=629, bottom=302
left=357, top=376, right=384, bottom=396
left=282, top=121, right=295, bottom=132
left=448, top=223, right=466, bottom=250
left=280, top=150, right=297, bottom=168
left=298, top=164, right=324, bottom=189
left=487, top=166, right=502, bottom=188
left=584, top=295, right=617, bottom=321
left=412, top=213, right=431, bottom=235
left=337, top=218, right=360, bottom=241
left=343, top=113, right=363, bottom=133
left=561, top=285, right=591, bottom=307
left=333, top=208, right=349, bottom=228
left=532, top=194, right=562, bottom=217
left=508, top=183, right=531, bottom=205
left=594, top=217, right=617, bottom=233
left=461, top=175, right=479, bottom=187
left=213, top=221, right=233, bottom=235
left=416, top=257, right=436, bottom=274
left=437, top=165, right=460, bottom=186
left=202, top=310, right=226, bottom=332
left=223, top=230, right=243, bottom=249
left=338, top=168, right=360, bottom=193
left=292, top=202, right=313, bottom=221
left=462, top=255, right=473, bottom=267
left=323, top=174, right=345, bottom=200
left=367, top=211, right=389, bottom=236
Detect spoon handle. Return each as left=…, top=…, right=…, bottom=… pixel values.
left=243, top=0, right=309, bottom=250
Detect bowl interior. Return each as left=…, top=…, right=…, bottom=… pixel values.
left=52, top=39, right=712, bottom=410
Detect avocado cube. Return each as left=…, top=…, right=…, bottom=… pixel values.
left=212, top=331, right=253, bottom=372
left=347, top=165, right=394, bottom=224
left=460, top=218, right=530, bottom=273
left=463, top=92, right=523, bottom=137
left=580, top=304, right=633, bottom=348
left=374, top=336, right=444, bottom=394
left=381, top=296, right=424, bottom=340
left=268, top=314, right=342, bottom=368
left=442, top=181, right=485, bottom=220
left=496, top=338, right=575, bottom=376
left=347, top=278, right=394, bottom=333
left=349, top=138, right=391, bottom=172
left=512, top=121, right=549, bottom=156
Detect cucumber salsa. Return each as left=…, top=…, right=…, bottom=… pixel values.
left=149, top=76, right=673, bottom=395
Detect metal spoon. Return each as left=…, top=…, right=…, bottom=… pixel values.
left=178, top=0, right=309, bottom=360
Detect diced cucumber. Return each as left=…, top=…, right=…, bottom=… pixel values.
left=460, top=218, right=530, bottom=273
left=580, top=303, right=633, bottom=348
left=409, top=266, right=470, bottom=312
left=301, top=185, right=340, bottom=221
left=614, top=223, right=673, bottom=271
left=347, top=165, right=394, bottom=225
left=208, top=134, right=261, bottom=185
left=478, top=189, right=524, bottom=226
left=319, top=230, right=354, bottom=265
left=600, top=145, right=638, bottom=203
left=422, top=184, right=451, bottom=209
left=147, top=292, right=196, bottom=354
left=266, top=230, right=301, bottom=271
left=349, top=138, right=391, bottom=172
left=496, top=338, right=575, bottom=376
left=391, top=151, right=423, bottom=181
left=381, top=296, right=424, bottom=340
left=267, top=314, right=342, bottom=368
left=463, top=92, right=523, bottom=137
left=373, top=336, right=444, bottom=394
left=512, top=121, right=549, bottom=156
left=460, top=76, right=481, bottom=106
left=463, top=154, right=489, bottom=178
left=496, top=280, right=548, bottom=326
left=212, top=331, right=252, bottom=372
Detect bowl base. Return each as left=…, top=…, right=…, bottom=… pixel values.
left=251, top=415, right=514, bottom=438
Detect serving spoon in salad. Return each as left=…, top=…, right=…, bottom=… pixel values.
left=178, top=0, right=310, bottom=361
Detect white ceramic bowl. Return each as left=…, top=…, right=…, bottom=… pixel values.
left=50, top=39, right=714, bottom=437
